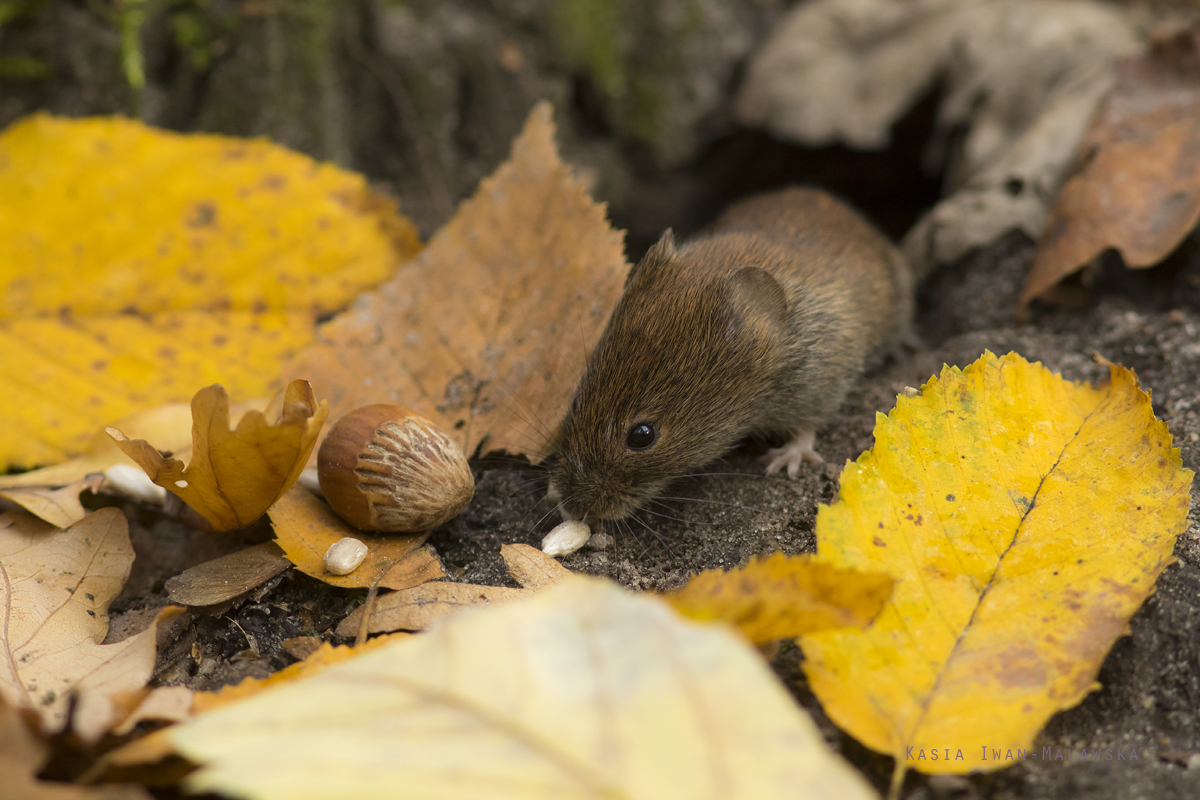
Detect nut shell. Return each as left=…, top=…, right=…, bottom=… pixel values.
left=317, top=404, right=474, bottom=532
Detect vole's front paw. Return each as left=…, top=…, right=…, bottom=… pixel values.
left=763, top=428, right=823, bottom=478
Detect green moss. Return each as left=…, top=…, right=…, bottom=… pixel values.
left=549, top=0, right=706, bottom=149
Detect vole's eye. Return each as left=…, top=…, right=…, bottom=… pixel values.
left=625, top=421, right=658, bottom=451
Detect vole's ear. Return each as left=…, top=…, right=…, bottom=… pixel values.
left=722, top=266, right=788, bottom=341
left=626, top=229, right=676, bottom=286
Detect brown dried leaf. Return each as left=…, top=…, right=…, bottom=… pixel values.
left=285, top=102, right=629, bottom=461
left=378, top=547, right=446, bottom=591
left=501, top=542, right=572, bottom=590
left=1023, top=27, right=1200, bottom=306
left=0, top=697, right=152, bottom=800
left=335, top=583, right=530, bottom=636
left=268, top=486, right=428, bottom=588
left=108, top=380, right=328, bottom=531
left=164, top=542, right=291, bottom=606
left=0, top=509, right=181, bottom=734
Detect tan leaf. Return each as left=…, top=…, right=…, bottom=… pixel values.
left=666, top=553, right=894, bottom=645
left=112, top=686, right=195, bottom=736
left=164, top=542, right=291, bottom=606
left=268, top=486, right=427, bottom=588
left=108, top=380, right=328, bottom=531
left=0, top=696, right=152, bottom=800
left=335, top=582, right=529, bottom=636
left=285, top=101, right=629, bottom=461
left=0, top=508, right=182, bottom=734
left=378, top=547, right=446, bottom=591
left=1022, top=27, right=1200, bottom=306
left=501, top=542, right=573, bottom=590
left=0, top=478, right=97, bottom=528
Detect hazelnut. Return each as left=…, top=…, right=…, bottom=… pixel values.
left=317, top=404, right=474, bottom=532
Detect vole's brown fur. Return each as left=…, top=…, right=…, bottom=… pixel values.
left=550, top=187, right=914, bottom=520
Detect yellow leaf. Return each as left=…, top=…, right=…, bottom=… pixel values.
left=0, top=508, right=182, bottom=735
left=667, top=553, right=893, bottom=644
left=801, top=351, right=1193, bottom=775
left=268, top=486, right=428, bottom=588
left=168, top=579, right=878, bottom=800
left=0, top=114, right=420, bottom=470
left=108, top=381, right=328, bottom=531
left=285, top=101, right=629, bottom=462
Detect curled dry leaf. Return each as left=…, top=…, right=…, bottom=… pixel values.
left=666, top=553, right=894, bottom=645
left=0, top=508, right=182, bottom=735
left=801, top=351, right=1192, bottom=775
left=1022, top=26, right=1200, bottom=307
left=164, top=542, right=292, bottom=607
left=108, top=380, right=328, bottom=531
left=168, top=579, right=878, bottom=800
left=268, top=486, right=428, bottom=589
left=0, top=114, right=419, bottom=471
left=285, top=101, right=629, bottom=462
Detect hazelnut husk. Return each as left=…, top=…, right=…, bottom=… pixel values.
left=317, top=404, right=474, bottom=532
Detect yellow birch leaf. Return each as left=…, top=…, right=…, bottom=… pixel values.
left=801, top=351, right=1193, bottom=776
left=107, top=381, right=328, bottom=531
left=285, top=101, right=629, bottom=462
left=0, top=114, right=420, bottom=470
left=268, top=486, right=428, bottom=588
left=667, top=552, right=894, bottom=644
left=0, top=508, right=183, bottom=734
left=168, top=579, right=878, bottom=800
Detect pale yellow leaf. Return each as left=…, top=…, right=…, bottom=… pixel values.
left=0, top=478, right=96, bottom=528
left=0, top=508, right=181, bottom=734
left=169, top=579, right=878, bottom=800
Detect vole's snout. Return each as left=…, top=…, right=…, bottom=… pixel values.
left=547, top=464, right=636, bottom=521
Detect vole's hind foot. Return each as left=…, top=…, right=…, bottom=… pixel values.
left=763, top=428, right=824, bottom=478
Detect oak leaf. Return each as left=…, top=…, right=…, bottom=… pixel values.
left=0, top=508, right=182, bottom=735
left=0, top=477, right=99, bottom=528
left=0, top=114, right=419, bottom=471
left=168, top=579, right=878, bottom=800
left=108, top=381, right=328, bottom=531
left=1022, top=27, right=1200, bottom=307
left=285, top=101, right=629, bottom=461
left=666, top=552, right=893, bottom=644
left=800, top=351, right=1192, bottom=775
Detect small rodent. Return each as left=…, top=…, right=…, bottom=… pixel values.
left=548, top=186, right=915, bottom=521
